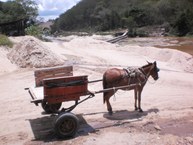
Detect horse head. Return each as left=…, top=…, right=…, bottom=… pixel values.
left=150, top=61, right=160, bottom=80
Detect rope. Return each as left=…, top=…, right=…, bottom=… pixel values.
left=113, top=87, right=116, bottom=101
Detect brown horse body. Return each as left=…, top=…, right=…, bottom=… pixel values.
left=103, top=61, right=159, bottom=115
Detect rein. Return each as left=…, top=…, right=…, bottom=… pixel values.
left=140, top=64, right=155, bottom=78
left=138, top=64, right=156, bottom=84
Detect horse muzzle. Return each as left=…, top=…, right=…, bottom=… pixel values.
left=154, top=76, right=159, bottom=80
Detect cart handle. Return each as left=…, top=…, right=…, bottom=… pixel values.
left=92, top=84, right=138, bottom=94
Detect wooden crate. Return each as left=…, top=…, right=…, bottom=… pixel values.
left=34, top=65, right=73, bottom=87
left=43, top=75, right=88, bottom=104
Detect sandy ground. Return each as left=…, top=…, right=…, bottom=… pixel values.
left=0, top=35, right=193, bottom=145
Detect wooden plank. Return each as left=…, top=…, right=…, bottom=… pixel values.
left=34, top=65, right=73, bottom=87
left=43, top=75, right=88, bottom=104
left=28, top=87, right=44, bottom=103
left=107, top=30, right=128, bottom=43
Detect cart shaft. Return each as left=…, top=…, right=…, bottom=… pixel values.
left=93, top=84, right=139, bottom=94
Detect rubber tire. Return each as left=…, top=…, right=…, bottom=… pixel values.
left=54, top=113, right=79, bottom=138
left=41, top=100, right=62, bottom=113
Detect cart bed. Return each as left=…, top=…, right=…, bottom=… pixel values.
left=28, top=65, right=90, bottom=105
left=28, top=65, right=73, bottom=105
left=43, top=75, right=88, bottom=104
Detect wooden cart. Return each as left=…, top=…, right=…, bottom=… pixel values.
left=26, top=65, right=136, bottom=138
left=26, top=66, right=94, bottom=138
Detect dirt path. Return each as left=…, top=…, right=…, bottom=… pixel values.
left=0, top=36, right=193, bottom=145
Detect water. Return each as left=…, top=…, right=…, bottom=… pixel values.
left=121, top=37, right=193, bottom=56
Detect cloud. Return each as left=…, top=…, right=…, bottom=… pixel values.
left=1, top=0, right=81, bottom=21
left=36, top=0, right=81, bottom=20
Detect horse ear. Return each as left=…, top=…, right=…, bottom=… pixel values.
left=154, top=61, right=157, bottom=65
left=146, top=60, right=150, bottom=64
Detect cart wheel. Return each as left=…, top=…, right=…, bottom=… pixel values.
left=41, top=100, right=62, bottom=113
left=54, top=113, right=79, bottom=138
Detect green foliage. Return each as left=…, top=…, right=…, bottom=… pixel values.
left=25, top=25, right=42, bottom=38
left=0, top=0, right=37, bottom=23
left=0, top=0, right=38, bottom=36
left=0, top=34, right=13, bottom=47
left=15, top=0, right=38, bottom=20
left=52, top=0, right=193, bottom=36
left=0, top=1, right=25, bottom=23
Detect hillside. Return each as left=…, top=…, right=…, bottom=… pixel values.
left=52, top=0, right=193, bottom=36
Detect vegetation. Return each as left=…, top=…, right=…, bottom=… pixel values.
left=0, top=0, right=38, bottom=23
left=0, top=0, right=38, bottom=35
left=25, top=25, right=42, bottom=38
left=0, top=34, right=13, bottom=47
left=52, top=0, right=193, bottom=36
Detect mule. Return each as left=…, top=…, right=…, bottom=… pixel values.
left=103, top=61, right=159, bottom=115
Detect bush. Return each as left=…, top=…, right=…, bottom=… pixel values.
left=0, top=34, right=13, bottom=47
left=25, top=25, right=42, bottom=38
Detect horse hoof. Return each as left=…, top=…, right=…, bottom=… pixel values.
left=139, top=109, right=143, bottom=113
left=108, top=111, right=113, bottom=116
left=135, top=108, right=138, bottom=111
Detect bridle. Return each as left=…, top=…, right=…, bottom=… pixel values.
left=139, top=63, right=159, bottom=81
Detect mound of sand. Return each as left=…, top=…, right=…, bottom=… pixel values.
left=0, top=47, right=18, bottom=75
left=121, top=44, right=193, bottom=72
left=7, top=36, right=64, bottom=68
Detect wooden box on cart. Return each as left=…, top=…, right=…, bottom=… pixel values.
left=43, top=75, right=88, bottom=104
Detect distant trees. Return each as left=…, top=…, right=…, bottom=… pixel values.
left=15, top=0, right=38, bottom=22
left=0, top=0, right=38, bottom=35
left=0, top=1, right=25, bottom=23
left=0, top=0, right=38, bottom=23
left=52, top=0, right=193, bottom=36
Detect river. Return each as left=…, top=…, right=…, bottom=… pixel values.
left=120, top=37, right=193, bottom=56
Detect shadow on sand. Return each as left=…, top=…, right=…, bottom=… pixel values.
left=103, top=108, right=159, bottom=121
left=28, top=108, right=159, bottom=142
left=28, top=114, right=95, bottom=142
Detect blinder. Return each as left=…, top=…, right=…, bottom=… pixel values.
left=152, top=66, right=159, bottom=80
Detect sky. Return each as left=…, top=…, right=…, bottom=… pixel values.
left=0, top=0, right=81, bottom=21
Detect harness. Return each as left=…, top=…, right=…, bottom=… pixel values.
left=123, top=67, right=147, bottom=86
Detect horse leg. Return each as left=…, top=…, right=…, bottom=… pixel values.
left=134, top=88, right=138, bottom=111
left=106, top=96, right=113, bottom=115
left=104, top=91, right=114, bottom=115
left=138, top=90, right=143, bottom=112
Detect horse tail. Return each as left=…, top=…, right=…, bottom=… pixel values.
left=103, top=74, right=107, bottom=104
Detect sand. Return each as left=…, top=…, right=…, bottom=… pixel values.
left=0, top=35, right=193, bottom=145
left=7, top=36, right=64, bottom=68
left=0, top=47, right=18, bottom=75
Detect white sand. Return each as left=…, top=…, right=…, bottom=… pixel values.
left=0, top=47, right=18, bottom=75
left=7, top=36, right=64, bottom=68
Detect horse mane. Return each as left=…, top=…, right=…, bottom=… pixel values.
left=141, top=62, right=153, bottom=69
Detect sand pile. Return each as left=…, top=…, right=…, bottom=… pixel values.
left=62, top=36, right=115, bottom=50
left=0, top=47, right=18, bottom=75
left=147, top=48, right=193, bottom=72
left=55, top=35, right=193, bottom=72
left=163, top=49, right=193, bottom=72
left=7, top=36, right=64, bottom=68
left=121, top=44, right=193, bottom=72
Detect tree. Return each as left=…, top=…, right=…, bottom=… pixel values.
left=0, top=0, right=38, bottom=35
left=51, top=0, right=193, bottom=36
left=0, top=1, right=25, bottom=22
left=0, top=0, right=38, bottom=23
left=15, top=0, right=38, bottom=23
